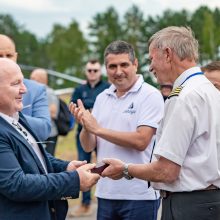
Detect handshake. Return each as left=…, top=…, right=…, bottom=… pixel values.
left=66, top=160, right=110, bottom=192
left=67, top=158, right=128, bottom=192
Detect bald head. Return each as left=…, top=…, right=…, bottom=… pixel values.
left=0, top=58, right=20, bottom=81
left=0, top=34, right=17, bottom=62
left=30, top=68, right=48, bottom=85
left=0, top=58, right=26, bottom=116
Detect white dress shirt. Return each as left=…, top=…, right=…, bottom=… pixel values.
left=152, top=67, right=220, bottom=192
left=0, top=112, right=48, bottom=173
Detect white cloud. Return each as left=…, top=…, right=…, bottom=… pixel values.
left=0, top=0, right=70, bottom=12
left=0, top=0, right=219, bottom=38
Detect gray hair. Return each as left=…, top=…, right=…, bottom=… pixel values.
left=104, top=40, right=136, bottom=64
left=148, top=26, right=199, bottom=62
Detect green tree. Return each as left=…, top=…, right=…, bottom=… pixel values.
left=213, top=8, right=220, bottom=59
left=122, top=5, right=148, bottom=75
left=0, top=14, right=20, bottom=36
left=190, top=6, right=215, bottom=62
left=0, top=13, right=47, bottom=69
left=46, top=20, right=88, bottom=78
left=154, top=9, right=190, bottom=30
left=88, top=7, right=122, bottom=62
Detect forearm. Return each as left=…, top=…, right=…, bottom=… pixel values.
left=80, top=128, right=97, bottom=152
left=94, top=126, right=154, bottom=151
left=46, top=152, right=69, bottom=172
left=5, top=171, right=80, bottom=202
left=128, top=159, right=180, bottom=183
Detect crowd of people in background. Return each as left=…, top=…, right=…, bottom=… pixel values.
left=0, top=25, right=220, bottom=220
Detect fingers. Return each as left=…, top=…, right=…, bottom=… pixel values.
left=73, top=160, right=87, bottom=168
left=102, top=158, right=122, bottom=165
left=101, top=158, right=124, bottom=180
left=77, top=163, right=96, bottom=171
left=77, top=99, right=86, bottom=111
left=78, top=164, right=101, bottom=192
left=69, top=101, right=86, bottom=124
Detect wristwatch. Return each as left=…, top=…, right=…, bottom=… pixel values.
left=122, top=163, right=134, bottom=180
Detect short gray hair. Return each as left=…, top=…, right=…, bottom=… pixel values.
left=104, top=40, right=136, bottom=64
left=148, top=26, right=199, bottom=62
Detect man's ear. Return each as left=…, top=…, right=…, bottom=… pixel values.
left=134, top=58, right=138, bottom=71
left=164, top=47, right=172, bottom=63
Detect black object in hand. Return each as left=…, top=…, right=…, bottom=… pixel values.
left=91, top=162, right=109, bottom=174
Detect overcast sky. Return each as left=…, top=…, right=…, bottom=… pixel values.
left=0, top=0, right=220, bottom=39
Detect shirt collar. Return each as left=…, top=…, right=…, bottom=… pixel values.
left=173, top=67, right=202, bottom=89
left=106, top=74, right=144, bottom=97
left=0, top=112, right=19, bottom=124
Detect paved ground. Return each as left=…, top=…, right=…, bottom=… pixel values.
left=66, top=202, right=162, bottom=220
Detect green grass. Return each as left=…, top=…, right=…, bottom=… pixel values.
left=55, top=127, right=77, bottom=161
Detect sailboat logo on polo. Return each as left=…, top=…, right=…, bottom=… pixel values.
left=123, top=102, right=136, bottom=114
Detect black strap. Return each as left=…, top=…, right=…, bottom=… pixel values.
left=148, top=140, right=156, bottom=188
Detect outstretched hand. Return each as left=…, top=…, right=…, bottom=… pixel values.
left=101, top=158, right=124, bottom=180
left=77, top=163, right=100, bottom=192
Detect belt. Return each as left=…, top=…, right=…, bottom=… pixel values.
left=160, top=185, right=219, bottom=199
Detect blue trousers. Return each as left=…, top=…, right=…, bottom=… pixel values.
left=76, top=133, right=92, bottom=205
left=97, top=198, right=160, bottom=220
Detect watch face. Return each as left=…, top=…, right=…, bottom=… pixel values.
left=123, top=163, right=133, bottom=180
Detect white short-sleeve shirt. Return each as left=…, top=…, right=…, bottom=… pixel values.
left=152, top=67, right=220, bottom=192
left=93, top=75, right=164, bottom=200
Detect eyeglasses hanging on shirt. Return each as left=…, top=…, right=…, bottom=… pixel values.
left=12, top=121, right=28, bottom=137
left=11, top=120, right=48, bottom=173
left=11, top=121, right=54, bottom=145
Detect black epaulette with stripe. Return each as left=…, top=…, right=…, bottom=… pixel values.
left=168, top=86, right=183, bottom=99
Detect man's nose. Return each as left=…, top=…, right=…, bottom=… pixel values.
left=115, top=65, right=122, bottom=75
left=20, top=82, right=27, bottom=94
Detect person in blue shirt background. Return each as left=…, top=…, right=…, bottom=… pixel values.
left=0, top=34, right=51, bottom=141
left=70, top=59, right=109, bottom=217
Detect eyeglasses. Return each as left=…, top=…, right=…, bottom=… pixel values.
left=12, top=121, right=54, bottom=145
left=87, top=69, right=99, bottom=73
left=12, top=121, right=28, bottom=137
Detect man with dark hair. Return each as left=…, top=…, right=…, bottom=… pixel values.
left=70, top=40, right=164, bottom=220
left=70, top=59, right=109, bottom=217
left=202, top=61, right=220, bottom=91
